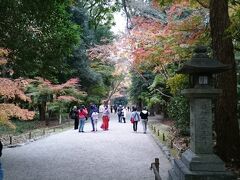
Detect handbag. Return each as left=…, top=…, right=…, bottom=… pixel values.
left=130, top=113, right=138, bottom=123
left=130, top=117, right=134, bottom=123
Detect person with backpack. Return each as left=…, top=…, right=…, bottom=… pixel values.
left=78, top=105, right=88, bottom=133
left=140, top=107, right=149, bottom=134
left=130, top=107, right=141, bottom=132
left=69, top=106, right=79, bottom=130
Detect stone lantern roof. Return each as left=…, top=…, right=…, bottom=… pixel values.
left=177, top=46, right=231, bottom=74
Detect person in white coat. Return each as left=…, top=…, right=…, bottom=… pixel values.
left=122, top=107, right=127, bottom=123
left=99, top=103, right=105, bottom=119
left=91, top=110, right=99, bottom=131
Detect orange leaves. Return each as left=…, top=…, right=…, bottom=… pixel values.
left=130, top=16, right=163, bottom=46
left=87, top=44, right=117, bottom=62
left=0, top=104, right=35, bottom=128
left=29, top=77, right=80, bottom=93
left=0, top=78, right=31, bottom=102
left=0, top=104, right=35, bottom=120
left=126, top=2, right=209, bottom=71
left=49, top=78, right=80, bottom=92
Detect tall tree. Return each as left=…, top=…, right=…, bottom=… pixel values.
left=210, top=0, right=240, bottom=161
left=0, top=0, right=80, bottom=82
left=68, top=1, right=118, bottom=97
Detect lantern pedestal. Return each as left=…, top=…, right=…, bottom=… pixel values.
left=168, top=89, right=235, bottom=180
left=168, top=158, right=233, bottom=180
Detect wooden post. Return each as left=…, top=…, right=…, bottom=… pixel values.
left=29, top=132, right=32, bottom=139
left=154, top=126, right=156, bottom=133
left=170, top=139, right=173, bottom=148
left=163, top=133, right=165, bottom=141
left=157, top=130, right=160, bottom=136
left=9, top=136, right=12, bottom=145
left=155, top=158, right=159, bottom=180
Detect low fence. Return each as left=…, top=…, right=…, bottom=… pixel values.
left=1, top=121, right=73, bottom=147
left=150, top=158, right=161, bottom=180
left=150, top=124, right=187, bottom=158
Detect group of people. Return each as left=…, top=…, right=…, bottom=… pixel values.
left=130, top=106, right=149, bottom=133
left=69, top=103, right=110, bottom=133
left=117, top=105, right=127, bottom=123
left=70, top=103, right=149, bottom=134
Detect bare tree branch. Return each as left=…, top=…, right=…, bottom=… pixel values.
left=195, top=0, right=209, bottom=8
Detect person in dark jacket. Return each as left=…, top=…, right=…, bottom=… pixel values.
left=117, top=105, right=124, bottom=123
left=0, top=140, right=3, bottom=179
left=140, top=107, right=149, bottom=134
left=70, top=106, right=79, bottom=130
left=0, top=141, right=2, bottom=157
left=90, top=104, right=98, bottom=131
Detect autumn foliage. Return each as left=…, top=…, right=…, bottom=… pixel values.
left=0, top=104, right=35, bottom=129
left=0, top=78, right=31, bottom=102
left=124, top=3, right=208, bottom=72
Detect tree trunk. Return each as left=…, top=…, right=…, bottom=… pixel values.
left=38, top=101, right=47, bottom=126
left=210, top=0, right=240, bottom=162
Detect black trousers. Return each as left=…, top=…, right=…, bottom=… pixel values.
left=74, top=118, right=79, bottom=129
left=133, top=121, right=138, bottom=131
left=118, top=114, right=122, bottom=122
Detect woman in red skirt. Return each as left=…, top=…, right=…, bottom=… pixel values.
left=101, top=106, right=110, bottom=130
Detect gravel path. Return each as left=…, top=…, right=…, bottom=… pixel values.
left=1, top=112, right=171, bottom=180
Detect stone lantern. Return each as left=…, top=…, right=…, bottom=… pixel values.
left=168, top=46, right=234, bottom=180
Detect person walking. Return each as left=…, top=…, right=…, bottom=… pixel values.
left=122, top=107, right=127, bottom=123
left=69, top=106, right=79, bottom=130
left=140, top=107, right=149, bottom=134
left=113, top=104, right=117, bottom=114
left=91, top=109, right=99, bottom=131
left=0, top=140, right=3, bottom=180
left=130, top=107, right=141, bottom=132
left=78, top=105, right=88, bottom=133
left=117, top=105, right=123, bottom=123
left=99, top=102, right=104, bottom=118
left=89, top=104, right=98, bottom=131
left=101, top=106, right=110, bottom=131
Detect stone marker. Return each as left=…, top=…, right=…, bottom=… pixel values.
left=168, top=46, right=235, bottom=180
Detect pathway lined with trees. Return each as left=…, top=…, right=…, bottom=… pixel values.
left=1, top=113, right=171, bottom=180
left=1, top=0, right=240, bottom=178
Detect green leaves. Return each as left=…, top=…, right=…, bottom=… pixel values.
left=0, top=0, right=80, bottom=81
left=167, top=95, right=189, bottom=135
left=166, top=74, right=188, bottom=95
